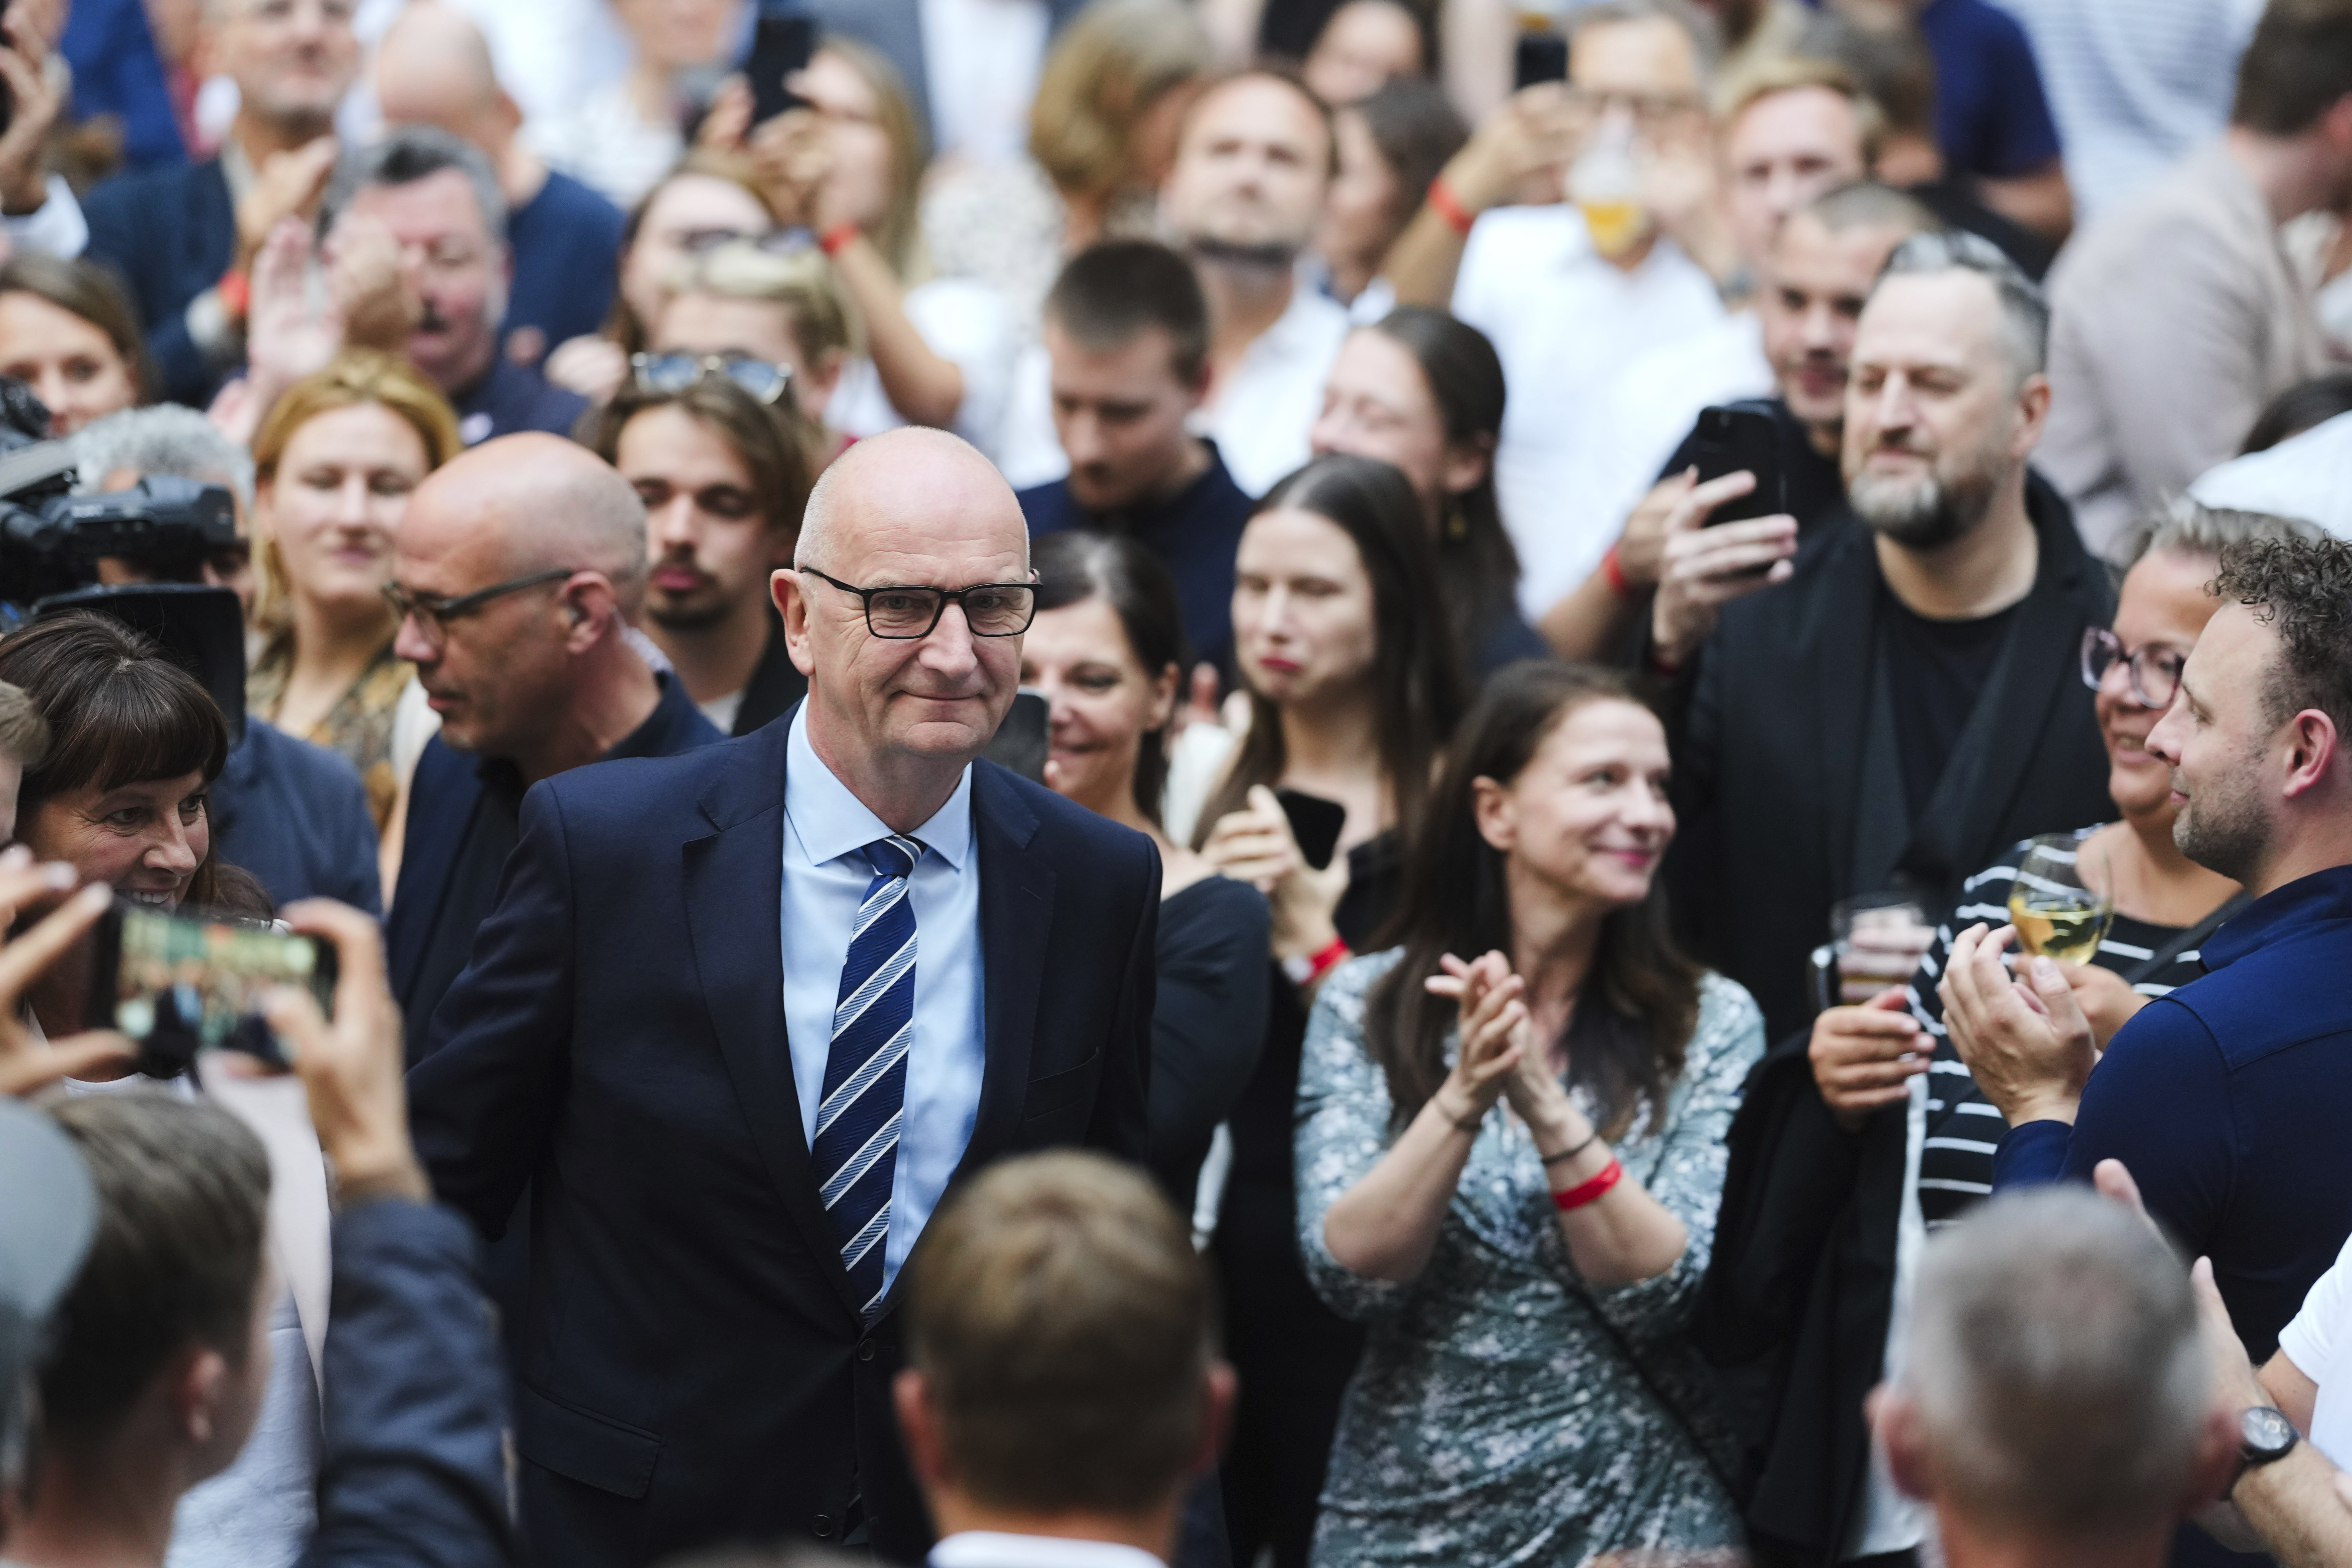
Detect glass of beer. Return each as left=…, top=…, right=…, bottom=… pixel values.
left=1809, top=893, right=1933, bottom=1012
left=2008, top=832, right=2114, bottom=965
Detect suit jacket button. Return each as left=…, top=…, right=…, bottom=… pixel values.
left=857, top=1337, right=877, bottom=1362
left=812, top=1514, right=834, bottom=1538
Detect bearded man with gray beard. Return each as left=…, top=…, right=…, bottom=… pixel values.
left=1657, top=228, right=2115, bottom=1047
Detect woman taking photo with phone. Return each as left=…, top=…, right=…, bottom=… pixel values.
left=1299, top=660, right=1763, bottom=1566
left=1193, top=452, right=1468, bottom=1568
left=1023, top=530, right=1269, bottom=1209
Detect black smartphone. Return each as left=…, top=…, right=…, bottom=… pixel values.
left=745, top=10, right=816, bottom=125
left=1274, top=788, right=1347, bottom=873
left=88, top=900, right=337, bottom=1080
left=984, top=689, right=1050, bottom=785
left=1691, top=403, right=1787, bottom=525
left=1513, top=30, right=1569, bottom=91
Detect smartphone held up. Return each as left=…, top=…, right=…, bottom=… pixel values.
left=88, top=899, right=337, bottom=1079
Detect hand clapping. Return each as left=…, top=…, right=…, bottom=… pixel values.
left=1937, top=922, right=2097, bottom=1127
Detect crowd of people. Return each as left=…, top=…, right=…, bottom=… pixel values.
left=8, top=2, right=2352, bottom=1568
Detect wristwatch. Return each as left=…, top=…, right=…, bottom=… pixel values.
left=2231, top=1406, right=2300, bottom=1496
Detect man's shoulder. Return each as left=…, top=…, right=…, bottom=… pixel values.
left=976, top=762, right=1155, bottom=874
left=1016, top=478, right=1074, bottom=535
left=234, top=718, right=368, bottom=802
left=84, top=156, right=221, bottom=223
left=2050, top=146, right=2250, bottom=286
left=2158, top=917, right=2352, bottom=1071
left=519, top=168, right=625, bottom=238
left=535, top=728, right=767, bottom=822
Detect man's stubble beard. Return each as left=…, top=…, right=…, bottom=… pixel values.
left=2172, top=756, right=2274, bottom=885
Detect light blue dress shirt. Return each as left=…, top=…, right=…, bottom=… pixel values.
left=781, top=704, right=986, bottom=1292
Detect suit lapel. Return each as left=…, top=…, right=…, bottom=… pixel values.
left=681, top=719, right=864, bottom=1322
left=951, top=764, right=1051, bottom=1184
left=387, top=743, right=481, bottom=1006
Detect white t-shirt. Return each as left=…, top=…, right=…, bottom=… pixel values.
left=1587, top=310, right=1776, bottom=553
left=919, top=0, right=1049, bottom=165
left=1451, top=206, right=1729, bottom=618
left=2278, top=1228, right=2352, bottom=1464
left=1199, top=284, right=1353, bottom=500
left=828, top=276, right=1020, bottom=460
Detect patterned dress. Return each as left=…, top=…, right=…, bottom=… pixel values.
left=1294, top=952, right=1766, bottom=1567
left=246, top=635, right=410, bottom=833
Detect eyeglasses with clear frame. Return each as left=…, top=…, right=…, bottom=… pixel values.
left=383, top=567, right=578, bottom=651
left=2079, top=627, right=2187, bottom=710
left=800, top=569, right=1038, bottom=639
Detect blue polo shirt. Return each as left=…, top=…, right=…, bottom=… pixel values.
left=1018, top=441, right=1253, bottom=681
left=452, top=355, right=591, bottom=447
left=1995, top=864, right=2352, bottom=1361
left=503, top=170, right=625, bottom=367
left=1919, top=0, right=2066, bottom=180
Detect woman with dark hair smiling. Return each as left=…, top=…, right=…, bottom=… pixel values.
left=1024, top=530, right=1269, bottom=1209
left=1192, top=452, right=1468, bottom=1568
left=1298, top=660, right=1763, bottom=1565
left=1310, top=307, right=1548, bottom=674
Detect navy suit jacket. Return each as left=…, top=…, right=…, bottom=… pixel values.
left=405, top=713, right=1158, bottom=1567
left=82, top=157, right=234, bottom=406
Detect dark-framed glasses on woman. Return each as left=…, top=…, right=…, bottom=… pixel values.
left=2079, top=627, right=2185, bottom=709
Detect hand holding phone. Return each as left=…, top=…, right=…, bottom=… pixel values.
left=90, top=899, right=336, bottom=1079
left=745, top=11, right=815, bottom=125
left=0, top=854, right=128, bottom=1097
left=1274, top=787, right=1348, bottom=873
left=1690, top=404, right=1786, bottom=524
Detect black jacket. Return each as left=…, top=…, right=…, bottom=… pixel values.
left=1678, top=474, right=2117, bottom=1562
left=1664, top=472, right=2116, bottom=1044
left=406, top=715, right=1158, bottom=1567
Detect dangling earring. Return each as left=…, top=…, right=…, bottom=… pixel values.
left=1444, top=501, right=1469, bottom=543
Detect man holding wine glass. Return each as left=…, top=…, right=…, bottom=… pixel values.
left=1948, top=535, right=2352, bottom=1512
left=1696, top=501, right=2295, bottom=1567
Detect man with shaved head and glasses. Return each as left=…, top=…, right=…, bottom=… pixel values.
left=385, top=431, right=721, bottom=1070
left=404, top=425, right=1158, bottom=1568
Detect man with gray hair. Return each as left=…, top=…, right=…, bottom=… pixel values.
left=386, top=432, right=719, bottom=1068
left=1872, top=1186, right=2235, bottom=1568
left=322, top=125, right=585, bottom=445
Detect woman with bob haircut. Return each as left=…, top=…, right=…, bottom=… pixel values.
left=1296, top=660, right=1763, bottom=1566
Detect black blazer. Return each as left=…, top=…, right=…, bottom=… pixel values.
left=1665, top=474, right=2117, bottom=1043
left=405, top=714, right=1158, bottom=1567
left=82, top=157, right=234, bottom=406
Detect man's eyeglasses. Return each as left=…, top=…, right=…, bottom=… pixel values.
left=2080, top=627, right=2186, bottom=709
left=383, top=567, right=577, bottom=650
left=632, top=352, right=793, bottom=406
left=1564, top=86, right=1705, bottom=128
left=802, top=569, right=1037, bottom=639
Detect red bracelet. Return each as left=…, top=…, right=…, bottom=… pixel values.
left=818, top=221, right=860, bottom=257
left=1426, top=175, right=1476, bottom=238
left=1601, top=543, right=1633, bottom=602
left=1306, top=935, right=1351, bottom=984
left=217, top=265, right=250, bottom=322
left=1551, top=1158, right=1623, bottom=1213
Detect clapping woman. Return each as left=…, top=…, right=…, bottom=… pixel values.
left=1298, top=661, right=1764, bottom=1565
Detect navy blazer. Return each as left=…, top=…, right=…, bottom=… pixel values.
left=82, top=158, right=234, bottom=407
left=406, top=713, right=1158, bottom=1567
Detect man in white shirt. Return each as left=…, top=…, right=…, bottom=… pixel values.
left=896, top=1150, right=1235, bottom=1568
left=1160, top=69, right=1351, bottom=499
left=1444, top=0, right=1735, bottom=615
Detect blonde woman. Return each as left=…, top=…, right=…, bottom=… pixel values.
left=247, top=350, right=461, bottom=831
left=649, top=238, right=857, bottom=454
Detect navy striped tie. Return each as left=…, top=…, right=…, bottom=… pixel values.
left=813, top=834, right=922, bottom=1316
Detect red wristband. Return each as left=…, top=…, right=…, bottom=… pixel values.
left=1601, top=544, right=1633, bottom=602
left=1551, top=1158, right=1623, bottom=1213
left=818, top=221, right=860, bottom=257
left=1306, top=935, right=1351, bottom=984
left=1426, top=175, right=1476, bottom=238
left=217, top=265, right=250, bottom=321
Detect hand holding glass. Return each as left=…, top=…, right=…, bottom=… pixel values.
left=2007, top=833, right=2114, bottom=966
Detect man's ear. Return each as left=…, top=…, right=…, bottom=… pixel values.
left=2011, top=372, right=2053, bottom=459
left=172, top=1343, right=231, bottom=1447
left=1870, top=1384, right=1934, bottom=1503
left=893, top=1369, right=949, bottom=1486
left=561, top=574, right=615, bottom=652
left=1191, top=1360, right=1238, bottom=1476
left=776, top=567, right=817, bottom=677
left=2282, top=707, right=2343, bottom=801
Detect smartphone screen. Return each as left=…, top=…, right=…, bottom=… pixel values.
left=984, top=689, right=1051, bottom=785
left=745, top=12, right=815, bottom=125
left=1274, top=788, right=1348, bottom=873
left=92, top=902, right=336, bottom=1079
left=1691, top=403, right=1787, bottom=525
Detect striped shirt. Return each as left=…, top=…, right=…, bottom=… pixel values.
left=1904, top=835, right=2217, bottom=1228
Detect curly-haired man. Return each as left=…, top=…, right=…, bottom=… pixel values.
left=1937, top=535, right=2352, bottom=1558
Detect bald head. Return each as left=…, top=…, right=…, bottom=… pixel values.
left=407, top=434, right=649, bottom=613
left=794, top=428, right=1028, bottom=581
left=375, top=0, right=510, bottom=150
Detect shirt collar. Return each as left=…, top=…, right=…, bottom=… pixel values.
left=929, top=1531, right=1168, bottom=1568
left=2199, top=863, right=2352, bottom=971
left=785, top=701, right=974, bottom=871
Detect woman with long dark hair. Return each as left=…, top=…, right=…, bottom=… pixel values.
left=1025, top=530, right=1270, bottom=1209
left=1298, top=661, right=1763, bottom=1565
left=1192, top=452, right=1468, bottom=1568
left=1310, top=307, right=1548, bottom=674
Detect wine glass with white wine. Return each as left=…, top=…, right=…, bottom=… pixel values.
left=2008, top=832, right=2115, bottom=966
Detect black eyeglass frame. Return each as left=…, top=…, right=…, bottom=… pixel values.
left=2079, top=626, right=2187, bottom=710
left=383, top=567, right=579, bottom=645
left=801, top=568, right=1039, bottom=640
